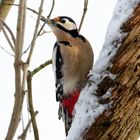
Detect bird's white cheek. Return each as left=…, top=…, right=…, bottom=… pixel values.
left=59, top=22, right=77, bottom=31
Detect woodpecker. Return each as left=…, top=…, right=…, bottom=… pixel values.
left=45, top=16, right=93, bottom=135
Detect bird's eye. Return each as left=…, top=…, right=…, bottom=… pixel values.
left=61, top=19, right=66, bottom=23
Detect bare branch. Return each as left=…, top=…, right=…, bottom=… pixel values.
left=5, top=1, right=55, bottom=38
left=0, top=18, right=16, bottom=45
left=18, top=111, right=38, bottom=140
left=26, top=7, right=39, bottom=16
left=37, top=22, right=46, bottom=36
left=47, top=0, right=55, bottom=18
left=79, top=0, right=89, bottom=31
left=36, top=0, right=55, bottom=36
left=25, top=59, right=52, bottom=140
left=38, top=30, right=51, bottom=36
left=6, top=0, right=55, bottom=18
left=22, top=45, right=31, bottom=55
left=0, top=20, right=15, bottom=52
left=5, top=0, right=26, bottom=139
left=26, top=0, right=44, bottom=64
left=24, top=59, right=52, bottom=139
left=27, top=71, right=39, bottom=140
left=31, top=59, right=52, bottom=76
left=3, top=1, right=51, bottom=140
left=5, top=3, right=45, bottom=18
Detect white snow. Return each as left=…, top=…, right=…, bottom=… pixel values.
left=94, top=0, right=139, bottom=74
left=66, top=0, right=140, bottom=140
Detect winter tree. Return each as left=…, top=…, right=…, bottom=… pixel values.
left=67, top=1, right=140, bottom=140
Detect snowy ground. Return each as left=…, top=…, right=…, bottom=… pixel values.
left=66, top=0, right=140, bottom=140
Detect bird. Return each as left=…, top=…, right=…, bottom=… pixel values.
left=44, top=16, right=94, bottom=135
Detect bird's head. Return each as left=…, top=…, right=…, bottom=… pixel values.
left=44, top=16, right=79, bottom=39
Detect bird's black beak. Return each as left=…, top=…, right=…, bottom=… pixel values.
left=41, top=17, right=56, bottom=26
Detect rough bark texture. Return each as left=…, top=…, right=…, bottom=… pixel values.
left=83, top=4, right=140, bottom=140
left=0, top=0, right=15, bottom=20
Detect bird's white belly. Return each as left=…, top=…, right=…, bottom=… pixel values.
left=63, top=77, right=78, bottom=95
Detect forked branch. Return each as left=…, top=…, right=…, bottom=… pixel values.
left=18, top=111, right=38, bottom=140
left=27, top=71, right=39, bottom=140
left=5, top=0, right=26, bottom=139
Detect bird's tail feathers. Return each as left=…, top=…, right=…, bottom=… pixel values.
left=58, top=103, right=72, bottom=135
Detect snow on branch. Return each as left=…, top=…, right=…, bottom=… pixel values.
left=66, top=0, right=140, bottom=140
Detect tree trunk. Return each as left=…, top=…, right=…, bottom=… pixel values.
left=83, top=4, right=140, bottom=140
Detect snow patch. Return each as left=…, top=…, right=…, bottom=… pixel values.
left=66, top=0, right=139, bottom=140
left=94, top=0, right=139, bottom=74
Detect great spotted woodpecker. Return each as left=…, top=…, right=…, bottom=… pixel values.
left=45, top=16, right=93, bottom=135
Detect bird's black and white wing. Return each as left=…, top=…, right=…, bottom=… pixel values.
left=52, top=42, right=64, bottom=101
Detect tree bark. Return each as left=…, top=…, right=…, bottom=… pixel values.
left=83, top=4, right=140, bottom=140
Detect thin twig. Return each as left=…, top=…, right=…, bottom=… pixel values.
left=18, top=111, right=38, bottom=140
left=47, top=0, right=55, bottom=18
left=37, top=0, right=55, bottom=36
left=23, top=26, right=51, bottom=55
left=0, top=21, right=15, bottom=52
left=0, top=18, right=16, bottom=46
left=38, top=30, right=51, bottom=36
left=26, top=0, right=44, bottom=64
left=5, top=1, right=55, bottom=38
left=5, top=3, right=45, bottom=18
left=5, top=0, right=55, bottom=19
left=0, top=44, right=15, bottom=57
left=27, top=71, right=39, bottom=140
left=37, top=22, right=46, bottom=36
left=79, top=0, right=89, bottom=31
left=31, top=59, right=52, bottom=76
